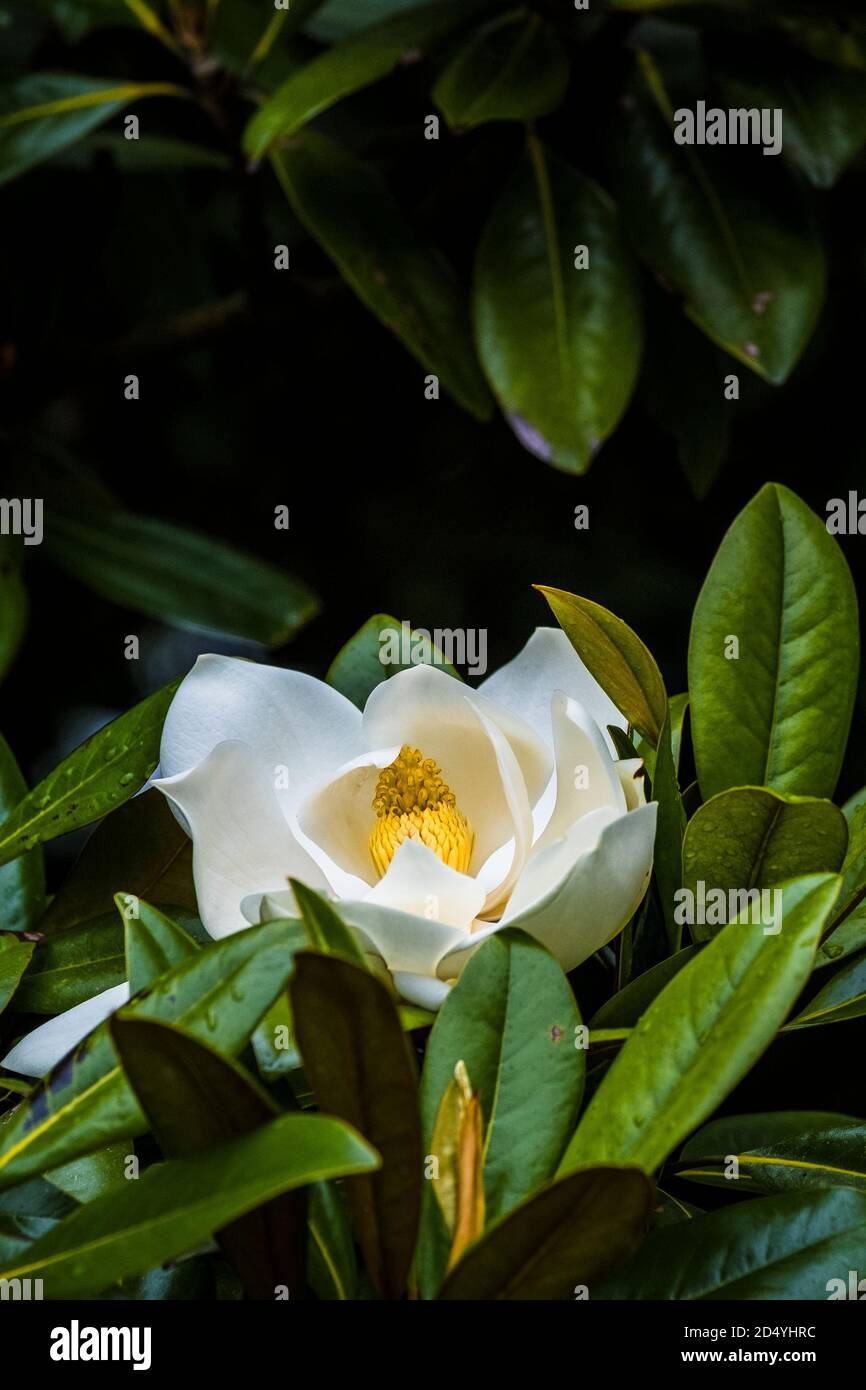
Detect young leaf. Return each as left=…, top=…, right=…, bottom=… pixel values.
left=537, top=586, right=666, bottom=744
left=689, top=484, right=859, bottom=802
left=473, top=138, right=642, bottom=472
left=559, top=875, right=840, bottom=1176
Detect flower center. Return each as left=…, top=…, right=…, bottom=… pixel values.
left=370, top=745, right=474, bottom=878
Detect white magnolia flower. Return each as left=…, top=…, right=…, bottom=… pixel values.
left=3, top=628, right=656, bottom=1075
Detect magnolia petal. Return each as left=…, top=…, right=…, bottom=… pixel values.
left=159, top=654, right=363, bottom=816
left=296, top=747, right=400, bottom=886
left=439, top=804, right=657, bottom=978
left=363, top=838, right=485, bottom=930
left=478, top=627, right=626, bottom=753
left=362, top=664, right=548, bottom=868
left=338, top=900, right=467, bottom=977
left=617, top=757, right=648, bottom=811
left=392, top=972, right=451, bottom=1011
left=532, top=694, right=627, bottom=854
left=155, top=741, right=329, bottom=939
left=1, top=983, right=130, bottom=1078
left=473, top=704, right=534, bottom=917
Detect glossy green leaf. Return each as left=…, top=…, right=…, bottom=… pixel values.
left=40, top=788, right=189, bottom=933
left=589, top=946, right=700, bottom=1030
left=417, top=930, right=583, bottom=1296
left=290, top=880, right=370, bottom=970
left=45, top=1143, right=129, bottom=1204
left=0, top=679, right=181, bottom=868
left=46, top=509, right=320, bottom=646
left=538, top=586, right=666, bottom=743
left=473, top=138, right=642, bottom=472
left=0, top=1111, right=377, bottom=1298
left=786, top=948, right=866, bottom=1029
left=12, top=912, right=124, bottom=1014
left=0, top=734, right=46, bottom=934
left=597, top=1188, right=866, bottom=1299
left=271, top=133, right=491, bottom=420
left=290, top=952, right=421, bottom=1299
left=308, top=1180, right=358, bottom=1301
left=0, top=935, right=34, bottom=1015
left=678, top=1111, right=866, bottom=1194
left=243, top=0, right=489, bottom=157
left=433, top=12, right=568, bottom=129
left=613, top=52, right=826, bottom=383
left=0, top=919, right=308, bottom=1190
left=112, top=1016, right=304, bottom=1299
left=326, top=613, right=459, bottom=709
left=559, top=875, right=840, bottom=1175
left=439, top=1166, right=653, bottom=1300
left=0, top=73, right=187, bottom=185
left=689, top=484, right=859, bottom=801
left=713, top=46, right=866, bottom=189
left=653, top=707, right=686, bottom=951
left=0, top=535, right=27, bottom=685
left=682, top=788, right=848, bottom=941
left=119, top=895, right=199, bottom=995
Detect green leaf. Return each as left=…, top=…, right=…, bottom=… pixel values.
left=682, top=788, right=848, bottom=941
left=12, top=912, right=124, bottom=1014
left=290, top=880, right=370, bottom=970
left=0, top=679, right=181, bottom=868
left=0, top=934, right=34, bottom=1015
left=417, top=930, right=583, bottom=1296
left=689, top=484, right=859, bottom=801
left=433, top=12, right=568, bottom=129
left=40, top=788, right=189, bottom=933
left=290, top=952, right=421, bottom=1299
left=0, top=1110, right=377, bottom=1298
left=678, top=1111, right=866, bottom=1194
left=326, top=613, right=460, bottom=709
left=0, top=734, right=46, bottom=932
left=786, top=948, right=866, bottom=1029
left=559, top=875, right=840, bottom=1176
left=596, top=1188, right=866, bottom=1299
left=243, top=0, right=490, bottom=157
left=112, top=1016, right=304, bottom=1299
left=538, top=586, right=666, bottom=743
left=612, top=52, right=826, bottom=383
left=0, top=535, right=27, bottom=685
left=712, top=45, right=866, bottom=189
left=0, top=73, right=188, bottom=185
left=439, top=1166, right=653, bottom=1300
left=0, top=919, right=308, bottom=1190
left=652, top=707, right=686, bottom=951
left=589, top=946, right=700, bottom=1030
left=45, top=508, right=320, bottom=646
left=473, top=137, right=642, bottom=472
left=270, top=133, right=491, bottom=420
left=119, top=895, right=199, bottom=995
left=308, top=1180, right=358, bottom=1301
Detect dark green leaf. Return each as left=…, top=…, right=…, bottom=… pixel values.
left=433, top=12, right=568, bottom=129
left=589, top=946, right=700, bottom=1030
left=678, top=1111, right=866, bottom=1194
left=290, top=880, right=370, bottom=969
left=271, top=133, right=492, bottom=419
left=13, top=912, right=124, bottom=1014
left=0, top=934, right=34, bottom=1015
left=439, top=1166, right=653, bottom=1300
left=326, top=613, right=460, bottom=709
left=291, top=952, right=422, bottom=1298
left=120, top=895, right=199, bottom=995
left=786, top=948, right=866, bottom=1029
left=473, top=138, right=642, bottom=472
left=0, top=733, right=46, bottom=933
